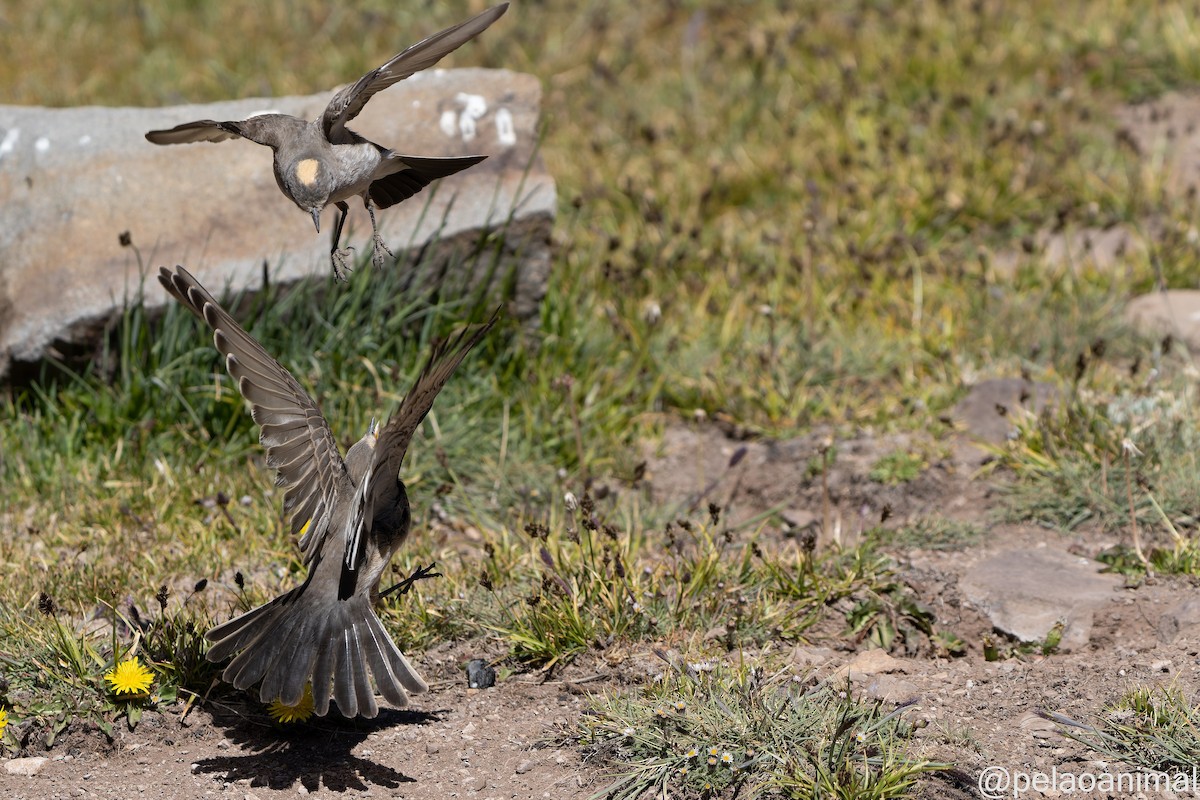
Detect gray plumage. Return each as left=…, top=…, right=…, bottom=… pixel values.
left=146, top=4, right=508, bottom=281
left=158, top=265, right=496, bottom=717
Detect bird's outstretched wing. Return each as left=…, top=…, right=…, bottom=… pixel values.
left=342, top=309, right=500, bottom=570
left=369, top=154, right=488, bottom=209
left=146, top=114, right=307, bottom=147
left=322, top=3, right=509, bottom=141
left=158, top=266, right=354, bottom=563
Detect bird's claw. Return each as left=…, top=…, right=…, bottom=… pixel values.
left=371, top=234, right=395, bottom=270
left=380, top=562, right=442, bottom=599
left=331, top=247, right=356, bottom=281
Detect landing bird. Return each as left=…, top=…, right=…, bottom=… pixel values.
left=147, top=4, right=509, bottom=281
left=158, top=265, right=496, bottom=717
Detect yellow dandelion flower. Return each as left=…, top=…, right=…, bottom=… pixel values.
left=0, top=709, right=8, bottom=735
left=267, top=685, right=314, bottom=724
left=708, top=745, right=720, bottom=757
left=104, top=657, right=154, bottom=696
left=721, top=751, right=734, bottom=765
left=685, top=746, right=699, bottom=759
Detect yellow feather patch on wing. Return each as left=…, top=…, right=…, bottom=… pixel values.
left=296, top=159, right=319, bottom=186
left=299, top=518, right=311, bottom=536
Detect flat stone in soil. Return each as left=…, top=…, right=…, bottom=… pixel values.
left=958, top=547, right=1122, bottom=651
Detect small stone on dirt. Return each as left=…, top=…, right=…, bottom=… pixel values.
left=5, top=756, right=48, bottom=776
left=791, top=645, right=836, bottom=669
left=860, top=674, right=920, bottom=703
left=1158, top=596, right=1200, bottom=643
left=1016, top=711, right=1058, bottom=742
left=959, top=547, right=1122, bottom=650
left=780, top=508, right=817, bottom=530
left=1125, top=289, right=1200, bottom=352
left=467, top=658, right=497, bottom=689
left=834, top=648, right=908, bottom=678
left=515, top=758, right=535, bottom=774
left=464, top=775, right=487, bottom=792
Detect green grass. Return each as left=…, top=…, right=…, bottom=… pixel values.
left=578, top=658, right=946, bottom=799
left=7, top=0, right=1200, bottom=788
left=1043, top=685, right=1200, bottom=774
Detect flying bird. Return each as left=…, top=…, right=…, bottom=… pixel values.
left=147, top=4, right=509, bottom=280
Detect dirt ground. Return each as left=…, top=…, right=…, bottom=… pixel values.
left=5, top=412, right=1199, bottom=800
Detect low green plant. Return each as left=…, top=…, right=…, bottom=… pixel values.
left=1042, top=684, right=1200, bottom=773
left=868, top=452, right=926, bottom=485
left=473, top=498, right=963, bottom=670
left=579, top=657, right=946, bottom=799
left=870, top=518, right=983, bottom=552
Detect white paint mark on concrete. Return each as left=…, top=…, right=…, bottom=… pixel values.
left=453, top=93, right=488, bottom=143
left=456, top=93, right=488, bottom=122
left=35, top=136, right=50, bottom=153
left=0, top=128, right=20, bottom=159
left=495, top=107, right=516, bottom=147
left=439, top=110, right=458, bottom=138
left=459, top=114, right=476, bottom=142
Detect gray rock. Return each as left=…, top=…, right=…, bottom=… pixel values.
left=991, top=225, right=1147, bottom=277
left=1158, top=596, right=1200, bottom=643
left=959, top=548, right=1121, bottom=651
left=790, top=645, right=836, bottom=669
left=0, top=68, right=554, bottom=378
left=4, top=756, right=48, bottom=776
left=465, top=658, right=496, bottom=689
left=952, top=378, right=1058, bottom=446
left=1125, top=290, right=1200, bottom=352
left=859, top=674, right=920, bottom=704
left=1115, top=92, right=1200, bottom=198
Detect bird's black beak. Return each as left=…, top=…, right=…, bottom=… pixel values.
left=310, top=208, right=321, bottom=233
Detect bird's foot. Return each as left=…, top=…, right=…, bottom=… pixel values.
left=371, top=234, right=395, bottom=270
left=331, top=247, right=356, bottom=282
left=380, top=562, right=442, bottom=599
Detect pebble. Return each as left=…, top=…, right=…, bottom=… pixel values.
left=4, top=756, right=48, bottom=776
left=465, top=775, right=486, bottom=792
left=515, top=758, right=535, bottom=774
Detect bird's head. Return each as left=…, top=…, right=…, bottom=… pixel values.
left=282, top=156, right=329, bottom=230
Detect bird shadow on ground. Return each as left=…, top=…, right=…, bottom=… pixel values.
left=192, top=700, right=442, bottom=792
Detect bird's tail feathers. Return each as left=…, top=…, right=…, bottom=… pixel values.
left=205, top=589, right=426, bottom=718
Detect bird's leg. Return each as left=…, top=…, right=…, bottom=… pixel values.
left=330, top=200, right=355, bottom=281
left=364, top=196, right=395, bottom=269
left=380, top=562, right=442, bottom=599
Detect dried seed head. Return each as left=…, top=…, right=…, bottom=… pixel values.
left=37, top=591, right=56, bottom=616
